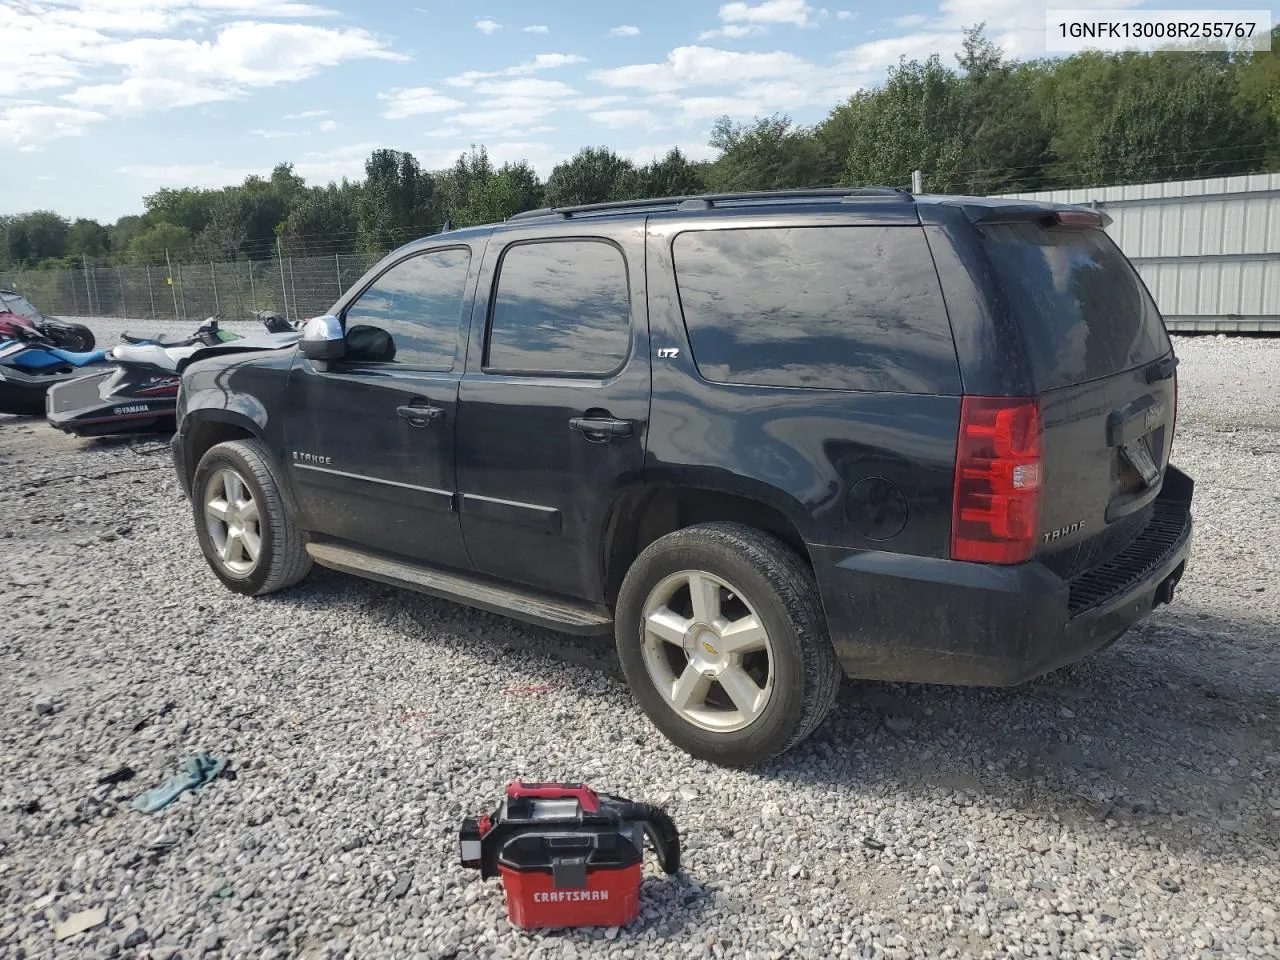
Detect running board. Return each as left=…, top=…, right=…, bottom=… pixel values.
left=305, top=542, right=614, bottom=636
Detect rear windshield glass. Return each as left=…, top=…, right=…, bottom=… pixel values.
left=981, top=223, right=1170, bottom=390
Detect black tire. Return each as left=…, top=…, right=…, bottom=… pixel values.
left=191, top=439, right=311, bottom=596
left=614, top=522, right=842, bottom=766
left=45, top=322, right=95, bottom=352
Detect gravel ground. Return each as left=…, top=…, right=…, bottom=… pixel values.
left=1, top=329, right=1278, bottom=960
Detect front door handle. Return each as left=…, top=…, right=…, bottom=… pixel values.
left=397, top=404, right=445, bottom=427
left=569, top=416, right=633, bottom=441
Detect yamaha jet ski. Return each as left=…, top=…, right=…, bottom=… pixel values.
left=47, top=315, right=302, bottom=437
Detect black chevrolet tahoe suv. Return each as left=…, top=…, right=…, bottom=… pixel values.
left=171, top=188, right=1193, bottom=766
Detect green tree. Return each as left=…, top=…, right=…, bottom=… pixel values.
left=65, top=218, right=110, bottom=260
left=279, top=182, right=361, bottom=256
left=455, top=161, right=544, bottom=226
left=707, top=115, right=836, bottom=191
left=1234, top=26, right=1280, bottom=163
left=127, top=222, right=193, bottom=264
left=357, top=149, right=437, bottom=254
left=543, top=147, right=635, bottom=207
left=3, top=211, right=70, bottom=266
left=622, top=147, right=706, bottom=198
left=107, top=216, right=147, bottom=261
left=142, top=188, right=216, bottom=235
left=1043, top=48, right=1267, bottom=186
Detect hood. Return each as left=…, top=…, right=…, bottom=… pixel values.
left=179, top=331, right=301, bottom=371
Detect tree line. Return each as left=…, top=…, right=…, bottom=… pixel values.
left=3, top=26, right=1277, bottom=271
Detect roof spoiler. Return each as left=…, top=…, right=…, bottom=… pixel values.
left=968, top=204, right=1112, bottom=229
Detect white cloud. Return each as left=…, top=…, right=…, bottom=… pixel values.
left=119, top=141, right=378, bottom=189
left=379, top=86, right=466, bottom=120
left=424, top=126, right=462, bottom=138
left=0, top=2, right=395, bottom=118
left=447, top=103, right=560, bottom=136
left=891, top=14, right=928, bottom=27
left=475, top=17, right=501, bottom=34
left=835, top=10, right=854, bottom=19
left=609, top=25, right=641, bottom=37
left=250, top=128, right=299, bottom=138
left=0, top=103, right=105, bottom=147
left=319, top=118, right=337, bottom=131
left=522, top=24, right=549, bottom=33
left=591, top=46, right=809, bottom=93
left=697, top=24, right=763, bottom=40
left=117, top=160, right=265, bottom=187
left=470, top=78, right=576, bottom=98
left=445, top=53, right=586, bottom=88
left=573, top=94, right=629, bottom=110
left=53, top=21, right=402, bottom=115
left=589, top=108, right=659, bottom=130
left=719, top=0, right=814, bottom=27
left=284, top=108, right=329, bottom=119
left=623, top=140, right=717, bottom=165
left=837, top=31, right=964, bottom=73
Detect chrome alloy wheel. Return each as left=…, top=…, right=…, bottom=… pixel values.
left=640, top=569, right=775, bottom=733
left=204, top=468, right=262, bottom=576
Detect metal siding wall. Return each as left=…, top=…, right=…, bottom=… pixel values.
left=1001, top=173, right=1280, bottom=330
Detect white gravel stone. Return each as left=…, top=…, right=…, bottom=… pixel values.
left=1, top=330, right=1278, bottom=959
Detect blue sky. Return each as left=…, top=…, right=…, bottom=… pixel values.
left=0, top=0, right=1230, bottom=221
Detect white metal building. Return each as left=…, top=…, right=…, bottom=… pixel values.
left=1002, top=172, right=1280, bottom=332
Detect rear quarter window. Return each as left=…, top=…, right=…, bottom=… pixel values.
left=981, top=223, right=1171, bottom=391
left=672, top=226, right=960, bottom=394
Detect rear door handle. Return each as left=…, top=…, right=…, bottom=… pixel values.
left=569, top=416, right=633, bottom=440
left=397, top=404, right=445, bottom=427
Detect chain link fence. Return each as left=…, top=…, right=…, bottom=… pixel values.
left=0, top=253, right=383, bottom=323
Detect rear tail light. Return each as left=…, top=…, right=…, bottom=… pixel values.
left=951, top=396, right=1043, bottom=564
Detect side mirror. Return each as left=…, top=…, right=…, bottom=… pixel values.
left=300, top=314, right=346, bottom=365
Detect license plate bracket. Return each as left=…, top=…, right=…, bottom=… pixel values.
left=1121, top=435, right=1160, bottom=487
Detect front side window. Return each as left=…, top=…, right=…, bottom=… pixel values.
left=342, top=247, right=472, bottom=369
left=485, top=240, right=631, bottom=376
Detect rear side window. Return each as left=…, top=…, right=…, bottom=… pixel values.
left=981, top=223, right=1170, bottom=391
left=486, top=240, right=631, bottom=376
left=343, top=247, right=471, bottom=369
left=672, top=226, right=959, bottom=393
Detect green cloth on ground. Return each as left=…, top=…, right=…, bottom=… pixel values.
left=131, top=752, right=227, bottom=814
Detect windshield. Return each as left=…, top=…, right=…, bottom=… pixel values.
left=0, top=292, right=41, bottom=320
left=981, top=223, right=1171, bottom=391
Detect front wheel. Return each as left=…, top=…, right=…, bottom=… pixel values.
left=614, top=522, right=842, bottom=766
left=191, top=439, right=311, bottom=596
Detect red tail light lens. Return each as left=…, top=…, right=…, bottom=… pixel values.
left=951, top=396, right=1043, bottom=564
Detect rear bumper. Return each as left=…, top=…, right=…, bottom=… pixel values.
left=812, top=466, right=1194, bottom=686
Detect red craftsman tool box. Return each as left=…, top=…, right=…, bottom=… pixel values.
left=459, top=782, right=680, bottom=929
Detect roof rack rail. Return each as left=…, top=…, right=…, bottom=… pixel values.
left=506, top=187, right=912, bottom=222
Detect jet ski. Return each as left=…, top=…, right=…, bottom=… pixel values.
left=0, top=338, right=110, bottom=416
left=46, top=315, right=302, bottom=437
left=0, top=288, right=96, bottom=351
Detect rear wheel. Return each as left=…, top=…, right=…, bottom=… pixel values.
left=615, top=522, right=842, bottom=766
left=192, top=439, right=311, bottom=596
